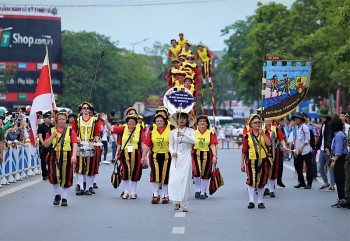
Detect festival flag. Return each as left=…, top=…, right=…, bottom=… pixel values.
left=29, top=50, right=56, bottom=144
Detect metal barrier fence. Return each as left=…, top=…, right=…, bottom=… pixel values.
left=0, top=140, right=41, bottom=188
left=217, top=139, right=243, bottom=149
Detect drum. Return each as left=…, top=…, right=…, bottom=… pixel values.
left=77, top=141, right=96, bottom=157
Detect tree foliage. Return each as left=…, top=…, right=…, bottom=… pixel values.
left=59, top=31, right=165, bottom=114
left=220, top=0, right=350, bottom=105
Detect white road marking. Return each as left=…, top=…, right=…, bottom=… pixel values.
left=172, top=227, right=185, bottom=234
left=174, top=212, right=186, bottom=218
left=0, top=178, right=42, bottom=198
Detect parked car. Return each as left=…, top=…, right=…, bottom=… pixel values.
left=223, top=123, right=244, bottom=140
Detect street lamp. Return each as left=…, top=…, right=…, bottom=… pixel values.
left=131, top=37, right=149, bottom=52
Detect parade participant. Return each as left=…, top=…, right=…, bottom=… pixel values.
left=91, top=110, right=103, bottom=189
left=329, top=116, right=348, bottom=208
left=156, top=106, right=170, bottom=120
left=75, top=101, right=100, bottom=195
left=169, top=111, right=195, bottom=212
left=178, top=32, right=187, bottom=49
left=37, top=111, right=53, bottom=181
left=103, top=113, right=146, bottom=199
left=186, top=54, right=202, bottom=90
left=196, top=43, right=213, bottom=88
left=43, top=112, right=78, bottom=206
left=240, top=114, right=271, bottom=209
left=178, top=54, right=187, bottom=69
left=315, top=107, right=335, bottom=191
left=166, top=59, right=181, bottom=88
left=292, top=112, right=313, bottom=189
left=193, top=115, right=218, bottom=199
left=179, top=41, right=192, bottom=57
left=184, top=75, right=196, bottom=97
left=263, top=119, right=288, bottom=197
left=168, top=39, right=181, bottom=59
left=173, top=71, right=186, bottom=87
left=141, top=113, right=171, bottom=204
left=68, top=113, right=78, bottom=132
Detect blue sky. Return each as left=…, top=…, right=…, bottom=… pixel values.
left=2, top=0, right=295, bottom=52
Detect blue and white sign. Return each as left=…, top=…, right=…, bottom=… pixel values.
left=163, top=87, right=195, bottom=115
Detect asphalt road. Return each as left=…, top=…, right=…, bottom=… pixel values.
left=0, top=149, right=348, bottom=241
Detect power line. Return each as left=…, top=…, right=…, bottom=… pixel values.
left=0, top=0, right=230, bottom=8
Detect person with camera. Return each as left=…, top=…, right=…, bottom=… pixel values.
left=37, top=112, right=53, bottom=181
left=5, top=121, right=22, bottom=142
left=329, top=116, right=348, bottom=208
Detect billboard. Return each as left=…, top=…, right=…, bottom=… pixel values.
left=0, top=14, right=62, bottom=107
left=0, top=15, right=61, bottom=62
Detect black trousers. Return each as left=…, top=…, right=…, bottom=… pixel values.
left=334, top=155, right=346, bottom=200
left=39, top=146, right=50, bottom=177
left=277, top=148, right=284, bottom=183
left=295, top=152, right=313, bottom=186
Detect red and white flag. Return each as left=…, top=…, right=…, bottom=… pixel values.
left=29, top=52, right=56, bottom=144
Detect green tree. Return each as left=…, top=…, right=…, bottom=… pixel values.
left=59, top=31, right=160, bottom=114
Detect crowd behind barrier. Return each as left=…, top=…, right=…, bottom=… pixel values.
left=0, top=139, right=41, bottom=188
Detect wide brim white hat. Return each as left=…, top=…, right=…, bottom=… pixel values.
left=170, top=111, right=194, bottom=128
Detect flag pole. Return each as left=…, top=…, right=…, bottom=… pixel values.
left=45, top=45, right=59, bottom=160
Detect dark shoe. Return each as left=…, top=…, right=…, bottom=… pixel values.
left=84, top=189, right=92, bottom=195
left=270, top=192, right=275, bottom=198
left=248, top=202, right=255, bottom=209
left=327, top=186, right=335, bottom=192
left=93, top=183, right=98, bottom=189
left=258, top=203, right=265, bottom=209
left=151, top=195, right=159, bottom=204
left=76, top=189, right=84, bottom=196
left=319, top=183, right=330, bottom=190
left=277, top=181, right=285, bottom=188
left=53, top=195, right=61, bottom=205
left=89, top=187, right=95, bottom=194
left=304, top=185, right=312, bottom=189
left=83, top=182, right=86, bottom=191
left=43, top=176, right=48, bottom=181
left=61, top=198, right=68, bottom=207
left=205, top=192, right=208, bottom=198
left=202, top=84, right=206, bottom=89
left=264, top=188, right=270, bottom=196
left=331, top=200, right=341, bottom=208
left=200, top=194, right=206, bottom=199
left=161, top=196, right=169, bottom=204
left=209, top=82, right=213, bottom=88
left=75, top=184, right=80, bottom=192
left=294, top=183, right=306, bottom=188
left=338, top=200, right=349, bottom=208
left=195, top=191, right=200, bottom=199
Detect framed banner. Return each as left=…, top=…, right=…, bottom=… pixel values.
left=261, top=61, right=312, bottom=120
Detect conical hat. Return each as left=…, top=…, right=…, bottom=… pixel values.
left=169, top=111, right=194, bottom=128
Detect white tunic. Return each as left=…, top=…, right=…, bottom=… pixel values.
left=168, top=127, right=195, bottom=204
